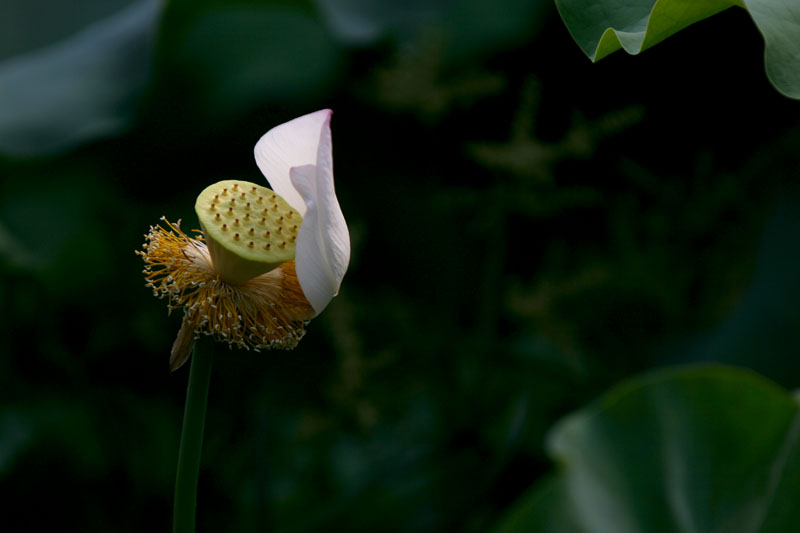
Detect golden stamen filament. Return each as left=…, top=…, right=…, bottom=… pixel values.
left=137, top=218, right=314, bottom=368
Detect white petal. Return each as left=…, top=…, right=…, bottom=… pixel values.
left=290, top=116, right=350, bottom=315
left=253, top=109, right=332, bottom=215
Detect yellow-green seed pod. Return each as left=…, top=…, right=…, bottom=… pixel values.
left=195, top=180, right=302, bottom=284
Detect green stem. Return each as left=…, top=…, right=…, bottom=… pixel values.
left=172, top=341, right=214, bottom=533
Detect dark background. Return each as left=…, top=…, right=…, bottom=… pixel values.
left=2, top=0, right=799, bottom=531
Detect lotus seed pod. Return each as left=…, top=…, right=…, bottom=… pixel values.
left=195, top=180, right=302, bottom=284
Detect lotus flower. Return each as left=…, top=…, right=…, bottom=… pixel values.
left=137, top=110, right=350, bottom=369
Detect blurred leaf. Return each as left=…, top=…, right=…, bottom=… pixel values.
left=554, top=0, right=800, bottom=99
left=0, top=221, right=36, bottom=270
left=0, top=409, right=33, bottom=474
left=0, top=0, right=162, bottom=155
left=0, top=0, right=133, bottom=60
left=315, top=0, right=449, bottom=44
left=173, top=6, right=341, bottom=119
left=317, top=0, right=551, bottom=59
left=0, top=175, right=93, bottom=272
left=0, top=400, right=108, bottom=476
left=495, top=365, right=800, bottom=532
left=0, top=183, right=84, bottom=269
left=672, top=198, right=800, bottom=383
left=494, top=475, right=583, bottom=533
left=442, top=0, right=553, bottom=63
left=372, top=30, right=506, bottom=121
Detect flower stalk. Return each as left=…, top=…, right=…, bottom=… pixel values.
left=172, top=341, right=214, bottom=533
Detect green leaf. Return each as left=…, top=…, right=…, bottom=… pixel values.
left=494, top=365, right=800, bottom=532
left=554, top=0, right=800, bottom=99
left=746, top=0, right=800, bottom=99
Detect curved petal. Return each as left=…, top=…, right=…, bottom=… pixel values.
left=290, top=117, right=350, bottom=315
left=253, top=109, right=332, bottom=215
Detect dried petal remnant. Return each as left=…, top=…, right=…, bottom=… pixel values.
left=137, top=218, right=315, bottom=370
